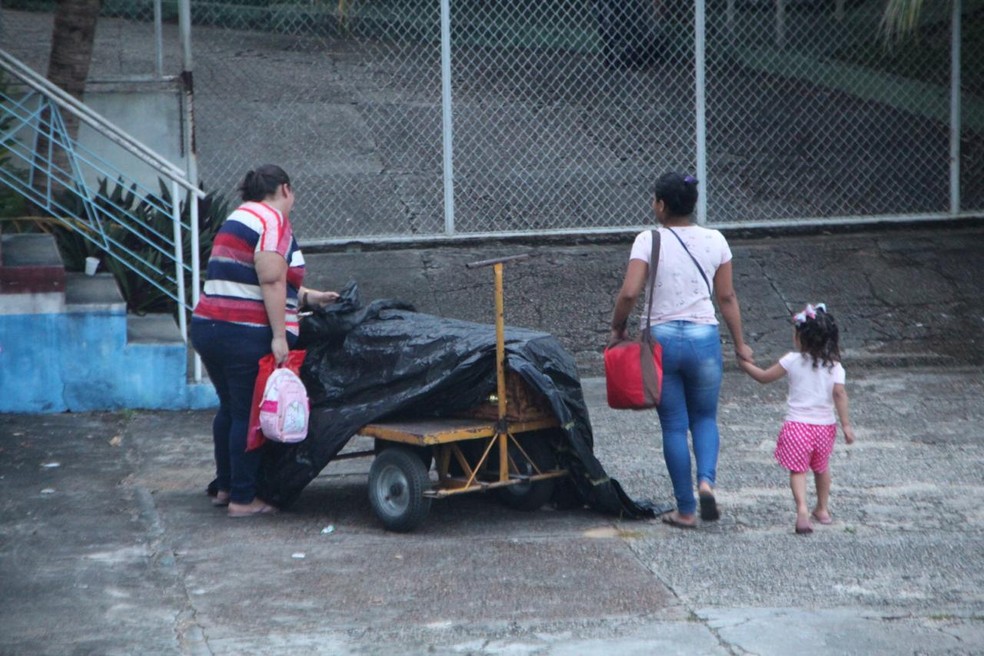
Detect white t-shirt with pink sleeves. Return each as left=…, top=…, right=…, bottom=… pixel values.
left=780, top=351, right=846, bottom=425
left=629, top=226, right=732, bottom=328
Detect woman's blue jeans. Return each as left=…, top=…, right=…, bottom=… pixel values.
left=651, top=321, right=723, bottom=516
left=190, top=319, right=296, bottom=505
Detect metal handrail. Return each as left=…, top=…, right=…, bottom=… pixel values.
left=0, top=48, right=200, bottom=196
left=0, top=48, right=205, bottom=381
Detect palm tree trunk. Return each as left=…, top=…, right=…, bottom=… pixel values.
left=32, top=0, right=101, bottom=207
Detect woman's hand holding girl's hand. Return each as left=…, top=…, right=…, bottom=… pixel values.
left=735, top=343, right=753, bottom=363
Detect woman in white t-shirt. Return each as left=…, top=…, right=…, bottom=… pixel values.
left=610, top=172, right=752, bottom=529
left=738, top=304, right=856, bottom=535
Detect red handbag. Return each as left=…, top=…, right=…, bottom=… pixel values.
left=605, top=230, right=663, bottom=410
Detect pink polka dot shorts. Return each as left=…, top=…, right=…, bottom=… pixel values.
left=774, top=421, right=837, bottom=473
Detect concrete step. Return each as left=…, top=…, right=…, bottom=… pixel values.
left=0, top=233, right=66, bottom=313
left=127, top=312, right=184, bottom=344
left=64, top=272, right=127, bottom=313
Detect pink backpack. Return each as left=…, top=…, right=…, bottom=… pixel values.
left=259, top=367, right=310, bottom=443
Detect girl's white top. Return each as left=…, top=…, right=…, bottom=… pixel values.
left=630, top=226, right=732, bottom=327
left=780, top=351, right=846, bottom=425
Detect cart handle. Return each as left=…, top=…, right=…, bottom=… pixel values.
left=465, top=254, right=531, bottom=269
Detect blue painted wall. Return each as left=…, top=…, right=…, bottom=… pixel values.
left=0, top=310, right=217, bottom=413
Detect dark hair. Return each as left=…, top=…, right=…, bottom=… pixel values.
left=653, top=171, right=699, bottom=217
left=796, top=308, right=841, bottom=370
left=238, top=164, right=290, bottom=202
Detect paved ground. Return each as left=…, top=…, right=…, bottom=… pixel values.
left=1, top=223, right=983, bottom=655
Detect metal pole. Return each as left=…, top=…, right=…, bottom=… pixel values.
left=153, top=0, right=164, bottom=79
left=178, top=0, right=203, bottom=381
left=493, top=262, right=508, bottom=481
left=178, top=0, right=198, bottom=189
left=695, top=0, right=708, bottom=225
left=172, top=180, right=188, bottom=345
left=775, top=0, right=786, bottom=50
left=440, top=0, right=456, bottom=235
left=950, top=0, right=962, bottom=215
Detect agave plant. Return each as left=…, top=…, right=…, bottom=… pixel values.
left=50, top=177, right=228, bottom=315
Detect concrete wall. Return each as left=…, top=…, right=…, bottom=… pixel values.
left=80, top=79, right=187, bottom=191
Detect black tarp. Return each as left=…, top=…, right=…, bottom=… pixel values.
left=256, top=282, right=662, bottom=519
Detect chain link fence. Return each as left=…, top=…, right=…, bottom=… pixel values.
left=2, top=0, right=982, bottom=243
left=705, top=0, right=983, bottom=224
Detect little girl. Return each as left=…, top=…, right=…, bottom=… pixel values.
left=738, top=303, right=856, bottom=535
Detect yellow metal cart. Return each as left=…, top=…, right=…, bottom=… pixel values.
left=355, top=255, right=568, bottom=531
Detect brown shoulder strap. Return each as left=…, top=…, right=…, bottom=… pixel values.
left=642, top=230, right=660, bottom=339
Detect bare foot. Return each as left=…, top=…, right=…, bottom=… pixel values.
left=811, top=509, right=833, bottom=525
left=795, top=513, right=813, bottom=535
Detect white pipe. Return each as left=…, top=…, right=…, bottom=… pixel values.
left=172, top=180, right=188, bottom=342
left=950, top=0, right=961, bottom=215
left=440, top=0, right=456, bottom=235
left=695, top=0, right=708, bottom=225
left=178, top=0, right=203, bottom=381
left=190, top=184, right=202, bottom=382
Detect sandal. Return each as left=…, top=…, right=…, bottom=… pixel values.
left=661, top=513, right=697, bottom=530
left=699, top=491, right=720, bottom=521
left=795, top=518, right=813, bottom=535
left=228, top=500, right=278, bottom=518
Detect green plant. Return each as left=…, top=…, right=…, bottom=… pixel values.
left=0, top=71, right=29, bottom=220
left=50, top=177, right=228, bottom=315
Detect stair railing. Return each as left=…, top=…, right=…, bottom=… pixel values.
left=0, top=48, right=206, bottom=382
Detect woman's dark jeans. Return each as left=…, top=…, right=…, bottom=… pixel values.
left=190, top=319, right=296, bottom=505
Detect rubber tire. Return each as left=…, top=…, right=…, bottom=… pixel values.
left=368, top=446, right=432, bottom=532
left=495, top=434, right=557, bottom=512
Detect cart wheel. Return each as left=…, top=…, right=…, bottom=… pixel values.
left=495, top=434, right=558, bottom=512
left=368, top=446, right=432, bottom=532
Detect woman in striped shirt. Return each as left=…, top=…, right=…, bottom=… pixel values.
left=191, top=164, right=338, bottom=518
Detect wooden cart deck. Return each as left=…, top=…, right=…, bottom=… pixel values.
left=357, top=416, right=559, bottom=446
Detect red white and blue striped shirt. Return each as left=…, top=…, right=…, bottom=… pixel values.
left=193, top=202, right=305, bottom=335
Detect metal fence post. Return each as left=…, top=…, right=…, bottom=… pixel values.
left=695, top=0, right=707, bottom=225
left=950, top=0, right=962, bottom=215
left=440, top=0, right=455, bottom=236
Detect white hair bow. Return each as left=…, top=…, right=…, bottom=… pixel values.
left=793, top=303, right=826, bottom=325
